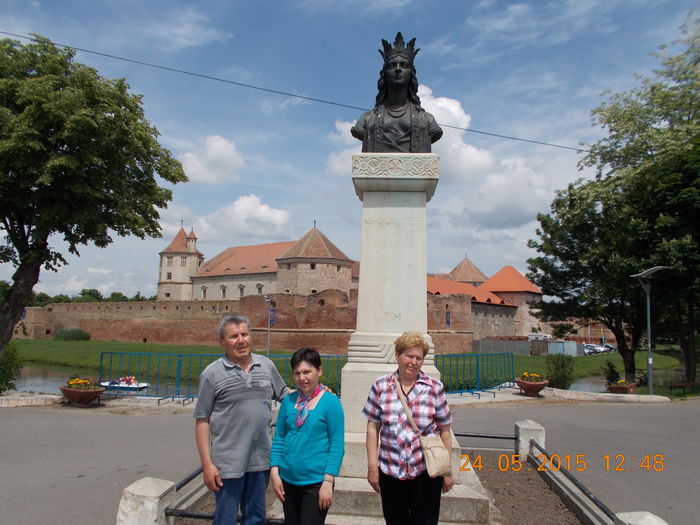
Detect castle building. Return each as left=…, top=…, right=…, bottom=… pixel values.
left=157, top=226, right=355, bottom=301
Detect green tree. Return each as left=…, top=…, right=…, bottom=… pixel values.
left=50, top=294, right=72, bottom=304
left=130, top=291, right=148, bottom=302
left=74, top=288, right=103, bottom=302
left=581, top=16, right=699, bottom=382
left=105, top=291, right=129, bottom=302
left=529, top=16, right=699, bottom=382
left=0, top=36, right=186, bottom=358
left=528, top=177, right=646, bottom=382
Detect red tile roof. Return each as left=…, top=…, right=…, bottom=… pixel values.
left=427, top=276, right=515, bottom=306
left=278, top=227, right=351, bottom=261
left=161, top=227, right=189, bottom=253
left=480, top=265, right=542, bottom=294
left=448, top=257, right=488, bottom=284
left=194, top=241, right=297, bottom=277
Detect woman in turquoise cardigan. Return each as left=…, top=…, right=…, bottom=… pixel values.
left=270, top=348, right=345, bottom=525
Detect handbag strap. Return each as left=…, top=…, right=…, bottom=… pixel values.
left=394, top=375, right=420, bottom=434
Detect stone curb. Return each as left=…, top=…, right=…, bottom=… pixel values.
left=543, top=387, right=671, bottom=403
left=0, top=395, right=61, bottom=408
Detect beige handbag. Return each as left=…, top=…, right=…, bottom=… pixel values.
left=394, top=376, right=452, bottom=478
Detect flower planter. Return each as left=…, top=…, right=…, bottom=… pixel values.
left=59, top=386, right=105, bottom=407
left=515, top=378, right=549, bottom=397
left=608, top=384, right=637, bottom=394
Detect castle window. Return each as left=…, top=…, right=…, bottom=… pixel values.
left=181, top=257, right=187, bottom=266
left=257, top=283, right=263, bottom=294
left=286, top=263, right=291, bottom=269
left=311, top=289, right=317, bottom=294
left=201, top=286, right=207, bottom=299
left=285, top=289, right=290, bottom=293
left=337, top=265, right=341, bottom=272
left=319, top=299, right=325, bottom=306
left=166, top=272, right=172, bottom=280
left=221, top=286, right=227, bottom=299
left=165, top=292, right=171, bottom=298
left=167, top=256, right=173, bottom=266
left=310, top=263, right=316, bottom=270
left=239, top=284, right=245, bottom=298
left=198, top=260, right=202, bottom=267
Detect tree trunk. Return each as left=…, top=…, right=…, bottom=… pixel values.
left=613, top=328, right=637, bottom=384
left=0, top=259, right=43, bottom=359
left=683, top=294, right=696, bottom=382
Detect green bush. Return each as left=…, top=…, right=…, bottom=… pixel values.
left=602, top=360, right=620, bottom=385
left=546, top=353, right=575, bottom=389
left=0, top=342, right=23, bottom=393
left=54, top=328, right=91, bottom=341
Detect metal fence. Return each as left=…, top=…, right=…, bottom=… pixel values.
left=99, top=351, right=512, bottom=398
left=98, top=352, right=347, bottom=398
left=434, top=352, right=515, bottom=394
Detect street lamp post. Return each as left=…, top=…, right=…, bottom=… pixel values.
left=263, top=295, right=272, bottom=356
left=630, top=266, right=670, bottom=396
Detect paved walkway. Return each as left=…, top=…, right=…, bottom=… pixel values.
left=0, top=390, right=696, bottom=524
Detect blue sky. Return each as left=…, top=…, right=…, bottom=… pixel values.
left=0, top=0, right=695, bottom=298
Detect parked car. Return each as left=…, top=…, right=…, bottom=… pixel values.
left=602, top=343, right=617, bottom=352
left=583, top=343, right=607, bottom=355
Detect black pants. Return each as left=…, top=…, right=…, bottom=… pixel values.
left=378, top=470, right=443, bottom=525
left=281, top=480, right=329, bottom=525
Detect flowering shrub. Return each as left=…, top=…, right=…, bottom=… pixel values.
left=64, top=377, right=100, bottom=390
left=615, top=379, right=629, bottom=386
left=520, top=371, right=545, bottom=382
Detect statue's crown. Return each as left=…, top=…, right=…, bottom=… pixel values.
left=379, top=32, right=419, bottom=64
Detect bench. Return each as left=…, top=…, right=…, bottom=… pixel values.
left=669, top=382, right=700, bottom=397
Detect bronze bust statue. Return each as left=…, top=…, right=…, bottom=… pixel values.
left=351, top=32, right=443, bottom=153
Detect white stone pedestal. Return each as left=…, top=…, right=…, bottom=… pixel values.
left=341, top=153, right=440, bottom=433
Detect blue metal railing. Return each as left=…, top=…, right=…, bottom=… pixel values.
left=434, top=352, right=515, bottom=394
left=99, top=351, right=513, bottom=398
left=98, top=352, right=347, bottom=398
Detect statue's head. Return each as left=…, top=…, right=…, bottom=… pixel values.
left=376, top=32, right=421, bottom=106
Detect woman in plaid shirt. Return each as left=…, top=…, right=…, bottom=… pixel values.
left=362, top=332, right=454, bottom=525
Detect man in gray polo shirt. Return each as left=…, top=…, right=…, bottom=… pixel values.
left=195, top=314, right=288, bottom=525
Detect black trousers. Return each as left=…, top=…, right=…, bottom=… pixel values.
left=378, top=470, right=443, bottom=525
left=281, top=480, right=329, bottom=525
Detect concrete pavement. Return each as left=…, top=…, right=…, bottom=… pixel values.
left=0, top=390, right=696, bottom=524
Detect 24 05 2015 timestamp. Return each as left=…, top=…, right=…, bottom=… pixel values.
left=460, top=454, right=666, bottom=473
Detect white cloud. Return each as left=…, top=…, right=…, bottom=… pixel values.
left=326, top=147, right=359, bottom=177
left=179, top=135, right=246, bottom=184
left=35, top=275, right=87, bottom=296
left=419, top=86, right=494, bottom=182
left=87, top=267, right=113, bottom=275
left=328, top=120, right=358, bottom=146
left=147, top=7, right=232, bottom=50
left=197, top=195, right=290, bottom=239
left=260, top=95, right=310, bottom=115
left=449, top=156, right=551, bottom=229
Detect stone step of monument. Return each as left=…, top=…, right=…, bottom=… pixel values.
left=266, top=476, right=490, bottom=524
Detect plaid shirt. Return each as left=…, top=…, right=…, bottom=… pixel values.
left=362, top=370, right=452, bottom=480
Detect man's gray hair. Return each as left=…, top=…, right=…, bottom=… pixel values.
left=218, top=314, right=251, bottom=339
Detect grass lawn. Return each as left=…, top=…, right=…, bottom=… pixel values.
left=513, top=351, right=679, bottom=380
left=13, top=339, right=684, bottom=394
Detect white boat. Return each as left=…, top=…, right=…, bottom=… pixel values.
left=100, top=381, right=149, bottom=391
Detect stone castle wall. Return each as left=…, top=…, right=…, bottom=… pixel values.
left=15, top=289, right=496, bottom=354
left=277, top=262, right=353, bottom=296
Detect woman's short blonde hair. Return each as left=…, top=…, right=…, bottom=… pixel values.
left=394, top=331, right=429, bottom=357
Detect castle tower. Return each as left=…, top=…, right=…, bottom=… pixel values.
left=276, top=227, right=353, bottom=295
left=156, top=227, right=204, bottom=301
left=480, top=265, right=543, bottom=336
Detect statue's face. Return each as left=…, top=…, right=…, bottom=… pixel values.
left=384, top=55, right=411, bottom=87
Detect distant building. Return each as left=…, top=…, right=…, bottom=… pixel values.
left=157, top=226, right=355, bottom=301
